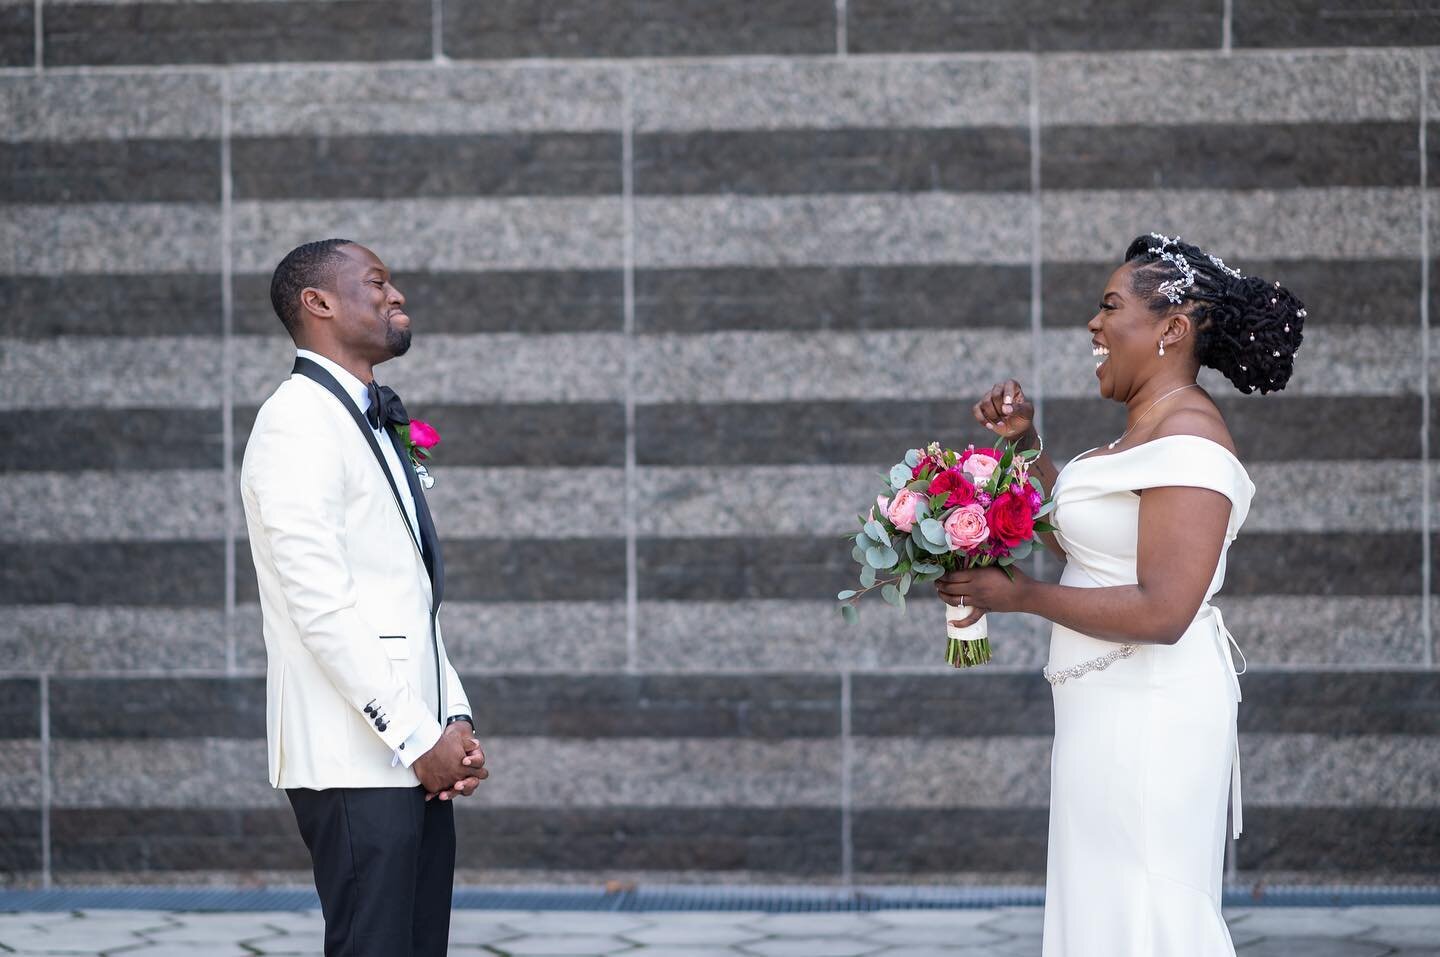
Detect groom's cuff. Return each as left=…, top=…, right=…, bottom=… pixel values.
left=392, top=720, right=443, bottom=769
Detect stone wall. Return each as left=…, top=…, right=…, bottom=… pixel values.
left=2, top=1, right=1437, bottom=886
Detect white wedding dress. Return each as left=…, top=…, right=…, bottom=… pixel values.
left=1042, top=435, right=1254, bottom=956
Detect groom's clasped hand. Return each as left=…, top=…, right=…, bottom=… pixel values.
left=414, top=723, right=488, bottom=802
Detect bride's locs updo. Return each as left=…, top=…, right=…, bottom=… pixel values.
left=1124, top=233, right=1307, bottom=395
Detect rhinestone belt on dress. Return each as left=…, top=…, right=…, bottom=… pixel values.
left=1042, top=643, right=1138, bottom=685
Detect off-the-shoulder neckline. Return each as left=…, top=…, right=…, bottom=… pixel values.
left=1069, top=433, right=1244, bottom=467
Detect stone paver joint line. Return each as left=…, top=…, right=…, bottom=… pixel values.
left=0, top=907, right=1436, bottom=957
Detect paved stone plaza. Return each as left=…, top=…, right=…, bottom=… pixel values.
left=0, top=907, right=1436, bottom=956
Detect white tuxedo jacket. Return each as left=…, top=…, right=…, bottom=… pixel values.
left=241, top=369, right=470, bottom=789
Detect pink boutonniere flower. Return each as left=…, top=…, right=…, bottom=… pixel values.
left=392, top=419, right=440, bottom=489
left=408, top=420, right=440, bottom=451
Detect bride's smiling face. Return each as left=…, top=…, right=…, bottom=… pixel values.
left=1088, top=262, right=1183, bottom=402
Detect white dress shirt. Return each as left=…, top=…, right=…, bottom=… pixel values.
left=294, top=349, right=441, bottom=768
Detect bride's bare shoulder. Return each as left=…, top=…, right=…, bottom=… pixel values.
left=1149, top=404, right=1238, bottom=457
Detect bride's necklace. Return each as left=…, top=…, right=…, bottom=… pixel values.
left=1108, top=383, right=1199, bottom=449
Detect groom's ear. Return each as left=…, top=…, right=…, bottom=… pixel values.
left=299, top=286, right=335, bottom=321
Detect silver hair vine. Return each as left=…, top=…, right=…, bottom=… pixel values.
left=1207, top=252, right=1243, bottom=280
left=1146, top=232, right=1197, bottom=304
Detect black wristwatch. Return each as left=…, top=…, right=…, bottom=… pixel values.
left=446, top=714, right=474, bottom=728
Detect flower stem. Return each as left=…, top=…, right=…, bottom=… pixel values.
left=945, top=637, right=992, bottom=669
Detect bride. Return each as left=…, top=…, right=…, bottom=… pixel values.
left=937, top=234, right=1306, bottom=955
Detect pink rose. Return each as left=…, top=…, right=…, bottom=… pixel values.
left=944, top=504, right=990, bottom=552
left=963, top=453, right=1000, bottom=484
left=408, top=420, right=440, bottom=449
left=885, top=488, right=925, bottom=532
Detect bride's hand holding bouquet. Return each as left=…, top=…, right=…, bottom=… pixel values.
left=939, top=376, right=1049, bottom=632
left=837, top=378, right=1057, bottom=668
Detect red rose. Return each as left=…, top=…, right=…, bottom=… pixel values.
left=985, top=490, right=1035, bottom=548
left=910, top=454, right=941, bottom=479
left=927, top=467, right=977, bottom=508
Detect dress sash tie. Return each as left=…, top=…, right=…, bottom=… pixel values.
left=1206, top=604, right=1246, bottom=840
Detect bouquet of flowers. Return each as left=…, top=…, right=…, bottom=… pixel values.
left=837, top=440, right=1056, bottom=668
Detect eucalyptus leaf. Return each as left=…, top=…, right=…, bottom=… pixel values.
left=889, top=464, right=912, bottom=490
left=856, top=532, right=877, bottom=552
left=881, top=583, right=901, bottom=606
left=903, top=537, right=918, bottom=560
left=864, top=521, right=891, bottom=548
left=904, top=449, right=922, bottom=468
left=851, top=545, right=866, bottom=564
left=1009, top=540, right=1033, bottom=561
left=899, top=573, right=912, bottom=596
left=919, top=518, right=947, bottom=545
left=1036, top=500, right=1056, bottom=518
left=998, top=555, right=1015, bottom=567
left=865, top=544, right=899, bottom=569
left=919, top=535, right=950, bottom=556
left=837, top=589, right=857, bottom=600
left=860, top=565, right=877, bottom=588
left=912, top=561, right=944, bottom=575
left=840, top=604, right=859, bottom=625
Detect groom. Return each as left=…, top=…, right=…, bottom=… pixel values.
left=240, top=239, right=485, bottom=956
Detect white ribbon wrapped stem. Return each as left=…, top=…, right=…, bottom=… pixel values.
left=946, top=606, right=989, bottom=643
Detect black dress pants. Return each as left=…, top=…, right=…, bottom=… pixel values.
left=287, top=786, right=455, bottom=957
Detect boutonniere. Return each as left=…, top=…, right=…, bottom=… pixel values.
left=392, top=419, right=440, bottom=489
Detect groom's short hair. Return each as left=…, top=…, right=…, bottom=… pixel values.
left=270, top=238, right=355, bottom=337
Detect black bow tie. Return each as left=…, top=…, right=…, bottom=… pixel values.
left=365, top=381, right=410, bottom=431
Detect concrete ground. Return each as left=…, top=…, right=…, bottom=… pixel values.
left=0, top=906, right=1437, bottom=956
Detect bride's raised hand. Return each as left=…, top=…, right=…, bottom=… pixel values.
left=973, top=379, right=1034, bottom=442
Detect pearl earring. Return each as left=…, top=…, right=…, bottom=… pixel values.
left=1158, top=340, right=1165, bottom=357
